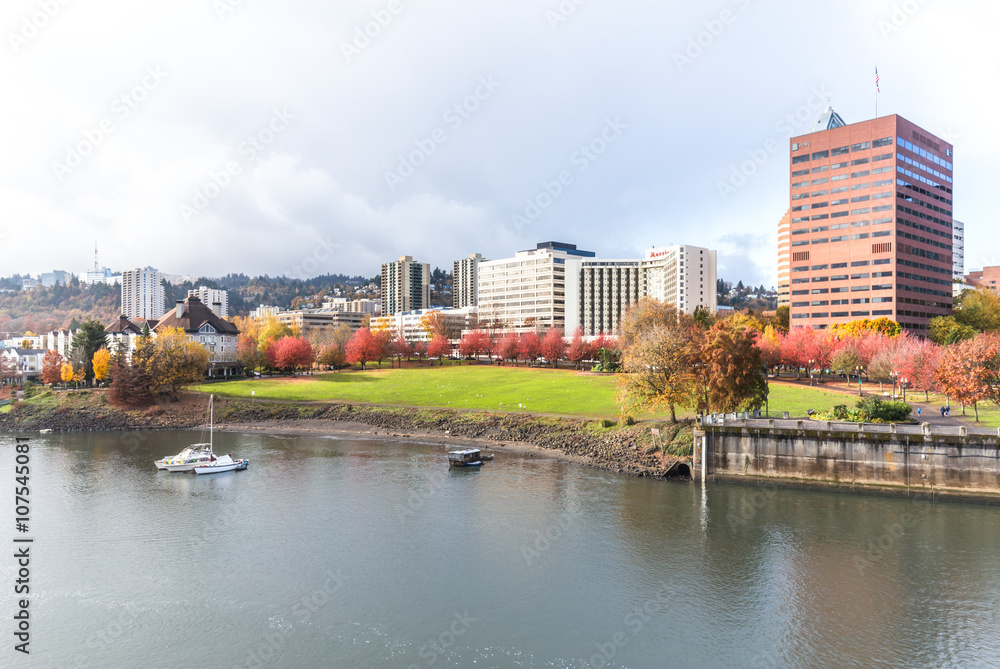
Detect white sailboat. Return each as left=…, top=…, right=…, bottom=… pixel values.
left=154, top=396, right=217, bottom=472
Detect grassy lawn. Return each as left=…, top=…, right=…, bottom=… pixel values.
left=763, top=382, right=853, bottom=418
left=193, top=365, right=633, bottom=418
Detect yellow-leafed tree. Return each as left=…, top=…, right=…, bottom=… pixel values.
left=135, top=327, right=210, bottom=399
left=92, top=349, right=111, bottom=384
left=60, top=362, right=74, bottom=383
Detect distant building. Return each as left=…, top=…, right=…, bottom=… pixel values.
left=250, top=305, right=283, bottom=319
left=20, top=278, right=37, bottom=290
left=564, top=244, right=718, bottom=336
left=40, top=271, right=72, bottom=287
left=122, top=267, right=166, bottom=320
left=370, top=306, right=477, bottom=342
left=777, top=209, right=791, bottom=307
left=381, top=256, right=430, bottom=316
left=45, top=329, right=80, bottom=359
left=276, top=308, right=368, bottom=333
left=81, top=267, right=121, bottom=285
left=155, top=296, right=240, bottom=377
left=0, top=349, right=47, bottom=380
left=188, top=286, right=229, bottom=317
left=105, top=316, right=145, bottom=355
left=478, top=242, right=595, bottom=332
left=965, top=267, right=1000, bottom=292
left=321, top=299, right=380, bottom=316
left=453, top=253, right=484, bottom=308
left=953, top=219, right=965, bottom=282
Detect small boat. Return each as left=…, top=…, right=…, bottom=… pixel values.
left=193, top=453, right=249, bottom=475
left=449, top=448, right=484, bottom=467
left=39, top=429, right=53, bottom=434
left=155, top=395, right=225, bottom=472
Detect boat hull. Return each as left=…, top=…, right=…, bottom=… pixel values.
left=449, top=461, right=482, bottom=467
left=194, top=459, right=249, bottom=475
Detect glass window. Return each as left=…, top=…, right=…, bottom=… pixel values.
left=852, top=158, right=870, bottom=166
left=831, top=262, right=848, bottom=269
left=831, top=186, right=849, bottom=193
left=851, top=260, right=870, bottom=267
left=792, top=168, right=810, bottom=177
left=811, top=226, right=829, bottom=232
left=872, top=137, right=893, bottom=148
left=811, top=264, right=829, bottom=270
left=851, top=141, right=870, bottom=152
left=831, top=161, right=850, bottom=169
left=831, top=174, right=849, bottom=181
left=851, top=170, right=870, bottom=178
left=831, top=146, right=849, bottom=156
left=851, top=182, right=870, bottom=190
left=811, top=177, right=829, bottom=185
left=811, top=165, right=829, bottom=173
left=851, top=195, right=870, bottom=202
left=792, top=155, right=810, bottom=164
left=812, top=150, right=829, bottom=159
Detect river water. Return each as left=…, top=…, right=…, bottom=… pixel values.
left=1, top=430, right=999, bottom=668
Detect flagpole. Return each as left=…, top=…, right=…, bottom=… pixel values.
left=875, top=66, right=879, bottom=118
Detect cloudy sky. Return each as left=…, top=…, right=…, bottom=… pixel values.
left=2, top=0, right=995, bottom=287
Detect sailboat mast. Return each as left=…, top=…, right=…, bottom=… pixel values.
left=210, top=395, right=214, bottom=451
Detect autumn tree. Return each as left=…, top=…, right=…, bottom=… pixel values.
left=517, top=331, right=542, bottom=366
left=41, top=350, right=64, bottom=385
left=317, top=343, right=348, bottom=370
left=539, top=328, right=567, bottom=368
left=392, top=335, right=412, bottom=367
left=61, top=362, right=74, bottom=384
left=372, top=328, right=393, bottom=368
left=934, top=333, right=1000, bottom=421
left=411, top=340, right=428, bottom=363
left=108, top=353, right=153, bottom=407
left=567, top=329, right=589, bottom=369
left=427, top=335, right=451, bottom=364
left=70, top=319, right=109, bottom=386
left=237, top=334, right=266, bottom=376
left=134, top=327, right=211, bottom=399
left=495, top=333, right=518, bottom=365
left=419, top=311, right=459, bottom=340
left=92, top=349, right=111, bottom=385
left=267, top=337, right=316, bottom=374
left=345, top=328, right=380, bottom=370
left=618, top=323, right=697, bottom=423
left=756, top=326, right=782, bottom=371
left=0, top=356, right=18, bottom=386
left=702, top=321, right=767, bottom=414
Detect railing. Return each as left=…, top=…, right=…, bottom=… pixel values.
left=700, top=415, right=1000, bottom=439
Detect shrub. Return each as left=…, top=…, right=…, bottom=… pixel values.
left=624, top=415, right=635, bottom=426
left=855, top=396, right=912, bottom=423
left=600, top=418, right=617, bottom=428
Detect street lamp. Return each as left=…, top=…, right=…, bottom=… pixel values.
left=808, top=358, right=815, bottom=386
left=856, top=365, right=864, bottom=396
left=901, top=377, right=908, bottom=402
left=890, top=371, right=897, bottom=399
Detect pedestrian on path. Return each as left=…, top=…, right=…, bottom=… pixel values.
left=917, top=407, right=921, bottom=417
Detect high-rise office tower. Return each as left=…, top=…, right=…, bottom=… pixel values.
left=121, top=267, right=166, bottom=320
left=783, top=111, right=953, bottom=333
left=381, top=256, right=431, bottom=316
left=453, top=253, right=484, bottom=309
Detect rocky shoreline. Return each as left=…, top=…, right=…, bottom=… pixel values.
left=0, top=391, right=693, bottom=480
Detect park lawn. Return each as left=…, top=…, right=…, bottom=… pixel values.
left=763, top=382, right=858, bottom=418
left=192, top=365, right=640, bottom=418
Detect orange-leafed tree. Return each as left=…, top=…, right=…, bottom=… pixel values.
left=41, top=350, right=64, bottom=385
left=935, top=333, right=1000, bottom=421
left=702, top=320, right=767, bottom=415
left=92, top=349, right=111, bottom=385
left=61, top=362, right=74, bottom=384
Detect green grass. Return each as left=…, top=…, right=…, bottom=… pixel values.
left=193, top=365, right=632, bottom=418
left=193, top=367, right=932, bottom=421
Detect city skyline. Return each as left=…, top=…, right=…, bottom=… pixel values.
left=3, top=1, right=995, bottom=287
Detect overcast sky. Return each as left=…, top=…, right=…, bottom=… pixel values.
left=2, top=0, right=995, bottom=287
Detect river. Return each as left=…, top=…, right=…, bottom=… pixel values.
left=1, top=430, right=999, bottom=668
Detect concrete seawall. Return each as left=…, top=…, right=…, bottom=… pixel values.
left=693, top=418, right=1000, bottom=502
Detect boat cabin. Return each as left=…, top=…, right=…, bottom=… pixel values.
left=448, top=449, right=482, bottom=467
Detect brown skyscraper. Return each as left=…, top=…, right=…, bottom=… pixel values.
left=782, top=110, right=953, bottom=333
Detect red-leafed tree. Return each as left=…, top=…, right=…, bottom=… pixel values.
left=372, top=328, right=393, bottom=368
left=392, top=335, right=412, bottom=367
left=906, top=338, right=943, bottom=401
left=458, top=329, right=490, bottom=362
left=266, top=337, right=315, bottom=374
left=427, top=334, right=451, bottom=365
left=539, top=328, right=567, bottom=368
left=41, top=350, right=65, bottom=385
left=346, top=327, right=381, bottom=370
left=567, top=328, right=589, bottom=369
left=756, top=326, right=782, bottom=371
left=412, top=340, right=428, bottom=363
left=935, top=333, right=1000, bottom=421
left=497, top=333, right=519, bottom=365
left=518, top=331, right=542, bottom=366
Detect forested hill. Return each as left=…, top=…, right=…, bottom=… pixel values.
left=0, top=273, right=376, bottom=334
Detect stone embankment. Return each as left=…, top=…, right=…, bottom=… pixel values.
left=0, top=392, right=693, bottom=481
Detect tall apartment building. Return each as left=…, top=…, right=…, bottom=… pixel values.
left=381, top=256, right=430, bottom=316
left=188, top=286, right=229, bottom=317
left=783, top=112, right=953, bottom=333
left=777, top=210, right=791, bottom=307
left=453, top=253, right=484, bottom=308
left=953, top=219, right=965, bottom=281
left=564, top=245, right=718, bottom=336
left=121, top=267, right=166, bottom=320
left=478, top=242, right=595, bottom=331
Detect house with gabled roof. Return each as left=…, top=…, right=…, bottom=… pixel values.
left=154, top=295, right=241, bottom=377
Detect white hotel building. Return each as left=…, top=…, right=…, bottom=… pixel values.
left=564, top=245, right=718, bottom=336
left=477, top=242, right=596, bottom=332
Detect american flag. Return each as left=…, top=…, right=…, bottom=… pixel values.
left=875, top=67, right=880, bottom=93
